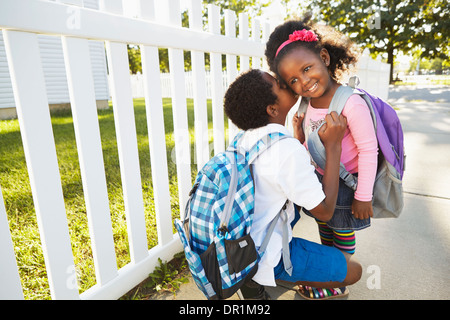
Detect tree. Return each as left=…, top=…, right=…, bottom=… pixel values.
left=412, top=0, right=449, bottom=61
left=203, top=0, right=269, bottom=17
left=127, top=45, right=142, bottom=74
left=305, top=0, right=449, bottom=83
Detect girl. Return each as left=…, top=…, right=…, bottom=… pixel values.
left=265, top=18, right=378, bottom=299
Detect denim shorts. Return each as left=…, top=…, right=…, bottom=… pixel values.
left=303, top=171, right=371, bottom=231
left=274, top=237, right=347, bottom=283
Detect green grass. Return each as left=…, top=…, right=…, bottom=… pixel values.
left=0, top=98, right=224, bottom=300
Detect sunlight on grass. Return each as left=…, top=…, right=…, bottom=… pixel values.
left=0, top=98, right=226, bottom=299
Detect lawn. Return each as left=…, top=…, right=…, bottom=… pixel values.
left=0, top=98, right=223, bottom=299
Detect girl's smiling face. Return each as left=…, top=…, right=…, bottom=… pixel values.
left=277, top=47, right=336, bottom=102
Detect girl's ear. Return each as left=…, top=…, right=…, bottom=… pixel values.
left=320, top=48, right=330, bottom=67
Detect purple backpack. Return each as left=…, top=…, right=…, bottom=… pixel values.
left=298, top=76, right=405, bottom=218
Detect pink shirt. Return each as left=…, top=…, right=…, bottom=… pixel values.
left=303, top=94, right=378, bottom=201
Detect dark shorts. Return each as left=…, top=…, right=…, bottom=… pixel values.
left=274, top=237, right=347, bottom=283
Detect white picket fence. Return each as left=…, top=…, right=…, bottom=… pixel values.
left=0, top=0, right=267, bottom=300
left=130, top=52, right=391, bottom=100
left=130, top=71, right=229, bottom=99
left=0, top=0, right=390, bottom=300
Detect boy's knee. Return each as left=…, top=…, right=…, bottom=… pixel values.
left=343, top=253, right=362, bottom=285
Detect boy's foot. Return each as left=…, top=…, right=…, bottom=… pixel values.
left=297, top=285, right=349, bottom=300
left=240, top=280, right=271, bottom=300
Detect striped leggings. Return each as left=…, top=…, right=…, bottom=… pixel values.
left=317, top=221, right=356, bottom=255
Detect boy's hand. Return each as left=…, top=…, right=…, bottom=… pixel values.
left=292, top=112, right=305, bottom=144
left=352, top=199, right=373, bottom=220
left=318, top=111, right=347, bottom=148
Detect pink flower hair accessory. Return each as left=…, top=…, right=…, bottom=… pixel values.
left=275, top=29, right=319, bottom=57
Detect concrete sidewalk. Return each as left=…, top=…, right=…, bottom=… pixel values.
left=153, top=85, right=450, bottom=300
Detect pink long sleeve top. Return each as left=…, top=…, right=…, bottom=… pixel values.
left=303, top=94, right=378, bottom=201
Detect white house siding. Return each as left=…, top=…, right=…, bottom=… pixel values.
left=0, top=32, right=15, bottom=109
left=0, top=0, right=109, bottom=118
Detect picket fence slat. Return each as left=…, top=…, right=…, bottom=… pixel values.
left=138, top=0, right=173, bottom=246
left=208, top=4, right=225, bottom=155
left=225, top=9, right=239, bottom=143
left=0, top=186, right=24, bottom=299
left=61, top=35, right=118, bottom=285
left=189, top=0, right=210, bottom=171
left=239, top=13, right=250, bottom=71
left=252, top=19, right=262, bottom=69
left=166, top=0, right=192, bottom=215
left=3, top=30, right=79, bottom=300
left=102, top=0, right=149, bottom=265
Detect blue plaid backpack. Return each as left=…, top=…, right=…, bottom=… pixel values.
left=174, top=131, right=291, bottom=299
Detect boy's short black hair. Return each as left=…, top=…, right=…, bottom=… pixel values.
left=224, top=69, right=277, bottom=130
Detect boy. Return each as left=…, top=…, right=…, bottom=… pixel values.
left=224, top=69, right=362, bottom=299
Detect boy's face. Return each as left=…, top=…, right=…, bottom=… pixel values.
left=262, top=71, right=298, bottom=118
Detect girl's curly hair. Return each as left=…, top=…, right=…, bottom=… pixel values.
left=265, top=16, right=361, bottom=83
left=224, top=69, right=277, bottom=130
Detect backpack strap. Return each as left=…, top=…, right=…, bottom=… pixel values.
left=227, top=131, right=291, bottom=163
left=221, top=132, right=288, bottom=232
left=297, top=96, right=310, bottom=133
left=328, top=84, right=360, bottom=115
left=258, top=200, right=293, bottom=276
left=330, top=85, right=362, bottom=190
left=348, top=75, right=360, bottom=89
left=228, top=130, right=245, bottom=151
left=297, top=96, right=310, bottom=117
left=218, top=151, right=239, bottom=233
left=246, top=132, right=290, bottom=164
left=226, top=131, right=294, bottom=275
left=305, top=84, right=363, bottom=191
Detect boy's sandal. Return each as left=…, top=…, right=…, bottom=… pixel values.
left=297, top=285, right=349, bottom=300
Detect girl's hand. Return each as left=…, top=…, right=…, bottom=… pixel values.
left=292, top=112, right=305, bottom=144
left=351, top=199, right=373, bottom=220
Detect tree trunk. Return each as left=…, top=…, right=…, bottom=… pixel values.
left=387, top=46, right=395, bottom=84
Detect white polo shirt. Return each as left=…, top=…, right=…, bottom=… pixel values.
left=239, top=123, right=325, bottom=286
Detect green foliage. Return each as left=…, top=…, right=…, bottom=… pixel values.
left=0, top=98, right=225, bottom=299
left=127, top=45, right=142, bottom=74
left=146, top=253, right=189, bottom=294
left=203, top=0, right=270, bottom=16
left=304, top=0, right=449, bottom=82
